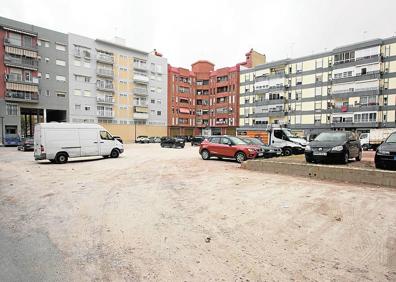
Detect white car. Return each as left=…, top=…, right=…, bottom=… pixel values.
left=136, top=136, right=150, bottom=143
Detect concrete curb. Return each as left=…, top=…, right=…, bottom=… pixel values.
left=241, top=160, right=396, bottom=188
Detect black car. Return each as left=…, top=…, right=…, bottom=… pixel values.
left=17, top=137, right=34, bottom=151
left=239, top=137, right=282, bottom=158
left=160, top=137, right=185, bottom=148
left=375, top=131, right=396, bottom=169
left=305, top=131, right=362, bottom=164
left=191, top=136, right=205, bottom=146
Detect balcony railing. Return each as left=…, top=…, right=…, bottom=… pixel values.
left=133, top=87, right=148, bottom=95
left=97, top=110, right=114, bottom=118
left=96, top=96, right=115, bottom=104
left=96, top=68, right=114, bottom=78
left=133, top=63, right=147, bottom=71
left=96, top=53, right=114, bottom=64
left=96, top=82, right=114, bottom=92
left=134, top=112, right=149, bottom=119
left=5, top=73, right=39, bottom=84
left=5, top=91, right=39, bottom=103
left=4, top=37, right=38, bottom=51
left=4, top=55, right=38, bottom=69
left=133, top=74, right=149, bottom=84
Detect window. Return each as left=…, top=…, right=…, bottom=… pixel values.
left=45, top=90, right=50, bottom=96
left=37, top=39, right=41, bottom=47
left=150, top=110, right=155, bottom=115
left=55, top=44, right=66, bottom=51
left=44, top=41, right=50, bottom=48
left=45, top=73, right=50, bottom=79
left=296, top=76, right=302, bottom=85
left=100, top=131, right=113, bottom=140
left=210, top=137, right=221, bottom=144
left=6, top=104, right=18, bottom=115
left=56, top=75, right=66, bottom=82
left=296, top=62, right=303, bottom=73
left=37, top=72, right=41, bottom=78
left=74, top=75, right=90, bottom=83
left=56, top=91, right=66, bottom=98
left=84, top=90, right=91, bottom=96
left=315, top=59, right=323, bottom=69
left=157, top=111, right=161, bottom=116
left=157, top=99, right=161, bottom=104
left=56, top=59, right=66, bottom=66
left=84, top=61, right=90, bottom=68
left=221, top=137, right=231, bottom=145
left=74, top=89, right=81, bottom=96
left=150, top=99, right=155, bottom=104
left=75, top=104, right=81, bottom=110
left=84, top=105, right=91, bottom=111
left=156, top=65, right=162, bottom=73
left=120, top=93, right=128, bottom=97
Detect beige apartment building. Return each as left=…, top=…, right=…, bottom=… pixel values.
left=238, top=37, right=396, bottom=136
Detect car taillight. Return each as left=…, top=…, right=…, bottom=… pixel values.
left=40, top=145, right=44, bottom=152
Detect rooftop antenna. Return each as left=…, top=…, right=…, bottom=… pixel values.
left=363, top=30, right=367, bottom=40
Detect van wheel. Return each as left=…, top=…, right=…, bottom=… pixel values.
left=110, top=149, right=119, bottom=158
left=283, top=148, right=292, bottom=156
left=55, top=153, right=68, bottom=164
left=201, top=149, right=210, bottom=160
left=356, top=151, right=362, bottom=161
left=235, top=152, right=247, bottom=163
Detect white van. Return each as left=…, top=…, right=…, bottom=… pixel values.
left=34, top=123, right=124, bottom=164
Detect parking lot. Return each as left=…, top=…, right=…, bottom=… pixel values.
left=0, top=144, right=395, bottom=281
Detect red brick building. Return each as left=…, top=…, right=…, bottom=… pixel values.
left=167, top=50, right=265, bottom=136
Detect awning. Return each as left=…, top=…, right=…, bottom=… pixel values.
left=179, top=108, right=190, bottom=114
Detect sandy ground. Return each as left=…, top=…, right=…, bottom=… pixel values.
left=0, top=144, right=395, bottom=281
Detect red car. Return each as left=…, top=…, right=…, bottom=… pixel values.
left=199, top=136, right=263, bottom=163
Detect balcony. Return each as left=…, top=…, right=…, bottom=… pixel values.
left=134, top=112, right=149, bottom=119
left=96, top=53, right=114, bottom=64
left=134, top=106, right=148, bottom=113
left=96, top=68, right=114, bottom=78
left=4, top=55, right=38, bottom=70
left=97, top=110, right=114, bottom=118
left=5, top=91, right=39, bottom=103
left=133, top=63, right=147, bottom=71
left=96, top=96, right=115, bottom=104
left=133, top=74, right=149, bottom=84
left=4, top=37, right=38, bottom=51
left=133, top=87, right=148, bottom=96
left=5, top=73, right=39, bottom=85
left=96, top=82, right=114, bottom=92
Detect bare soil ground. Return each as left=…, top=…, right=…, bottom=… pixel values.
left=0, top=144, right=395, bottom=281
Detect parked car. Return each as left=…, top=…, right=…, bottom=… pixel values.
left=375, top=131, right=396, bottom=169
left=149, top=136, right=161, bottom=143
left=199, top=135, right=262, bottom=163
left=239, top=137, right=282, bottom=158
left=160, top=137, right=185, bottom=148
left=305, top=131, right=362, bottom=164
left=17, top=137, right=34, bottom=151
left=113, top=135, right=123, bottom=144
left=136, top=136, right=149, bottom=143
left=191, top=136, right=205, bottom=146
left=34, top=123, right=123, bottom=164
left=4, top=133, right=20, bottom=146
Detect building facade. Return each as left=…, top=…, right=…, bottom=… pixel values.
left=0, top=16, right=68, bottom=143
left=167, top=50, right=265, bottom=136
left=239, top=38, right=396, bottom=136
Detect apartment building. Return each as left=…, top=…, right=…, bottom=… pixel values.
left=0, top=16, right=68, bottom=142
left=167, top=49, right=265, bottom=136
left=239, top=38, right=396, bottom=136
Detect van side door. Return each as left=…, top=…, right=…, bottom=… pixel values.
left=79, top=129, right=100, bottom=156
left=99, top=130, right=115, bottom=156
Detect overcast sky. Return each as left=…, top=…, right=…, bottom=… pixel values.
left=1, top=0, right=396, bottom=69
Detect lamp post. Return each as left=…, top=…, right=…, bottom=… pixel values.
left=0, top=116, right=4, bottom=145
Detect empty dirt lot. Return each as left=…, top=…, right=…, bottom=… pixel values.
left=0, top=144, right=395, bottom=281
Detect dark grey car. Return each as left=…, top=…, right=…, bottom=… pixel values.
left=305, top=131, right=362, bottom=164
left=375, top=131, right=396, bottom=170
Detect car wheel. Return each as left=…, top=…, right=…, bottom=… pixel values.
left=160, top=143, right=164, bottom=148
left=235, top=152, right=247, bottom=163
left=283, top=148, right=292, bottom=156
left=342, top=152, right=349, bottom=164
left=362, top=144, right=369, bottom=151
left=110, top=149, right=119, bottom=158
left=181, top=145, right=185, bottom=149
left=356, top=150, right=362, bottom=161
left=55, top=153, right=68, bottom=164
left=201, top=149, right=210, bottom=160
